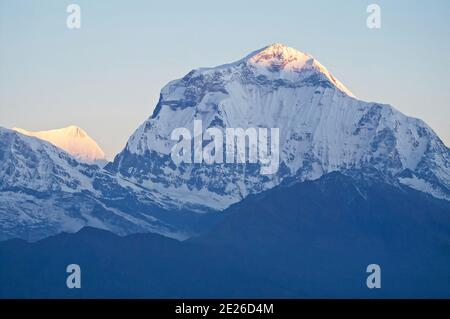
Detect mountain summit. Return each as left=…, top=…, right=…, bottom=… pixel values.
left=13, top=125, right=107, bottom=165
left=245, top=43, right=354, bottom=97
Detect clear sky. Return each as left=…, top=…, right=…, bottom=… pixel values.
left=1, top=0, right=449, bottom=159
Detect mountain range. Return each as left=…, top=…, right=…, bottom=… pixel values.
left=0, top=43, right=449, bottom=297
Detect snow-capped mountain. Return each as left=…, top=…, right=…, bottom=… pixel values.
left=0, top=127, right=200, bottom=241
left=108, top=43, right=450, bottom=209
left=13, top=126, right=107, bottom=166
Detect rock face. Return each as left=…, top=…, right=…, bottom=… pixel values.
left=108, top=43, right=450, bottom=210
left=13, top=126, right=107, bottom=166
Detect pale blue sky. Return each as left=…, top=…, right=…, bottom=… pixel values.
left=1, top=0, right=449, bottom=159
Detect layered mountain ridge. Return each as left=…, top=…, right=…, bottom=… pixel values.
left=2, top=171, right=449, bottom=298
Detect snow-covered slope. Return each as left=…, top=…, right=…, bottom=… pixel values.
left=108, top=43, right=450, bottom=209
left=0, top=127, right=195, bottom=241
left=13, top=126, right=107, bottom=166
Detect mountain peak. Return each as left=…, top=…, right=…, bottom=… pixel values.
left=248, top=43, right=311, bottom=67
left=242, top=44, right=355, bottom=97
left=12, top=125, right=106, bottom=164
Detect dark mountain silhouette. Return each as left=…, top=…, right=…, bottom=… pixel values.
left=1, top=172, right=449, bottom=298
